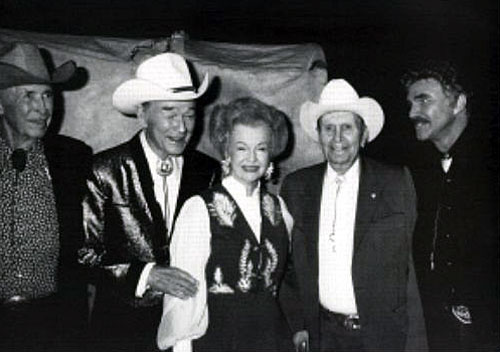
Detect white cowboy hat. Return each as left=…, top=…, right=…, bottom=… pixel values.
left=112, top=52, right=209, bottom=115
left=300, top=79, right=384, bottom=142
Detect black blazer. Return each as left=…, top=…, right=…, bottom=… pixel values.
left=44, top=134, right=93, bottom=332
left=81, top=132, right=219, bottom=306
left=280, top=157, right=427, bottom=352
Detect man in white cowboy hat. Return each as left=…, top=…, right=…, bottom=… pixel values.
left=79, top=52, right=219, bottom=352
left=280, top=79, right=427, bottom=351
left=0, top=42, right=92, bottom=351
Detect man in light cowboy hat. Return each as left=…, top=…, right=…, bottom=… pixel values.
left=280, top=79, right=427, bottom=351
left=0, top=42, right=92, bottom=351
left=79, top=52, right=219, bottom=352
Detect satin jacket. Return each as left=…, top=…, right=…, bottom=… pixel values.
left=80, top=133, right=219, bottom=307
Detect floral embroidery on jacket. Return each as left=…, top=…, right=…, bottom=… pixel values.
left=209, top=267, right=235, bottom=294
left=262, top=238, right=279, bottom=295
left=262, top=194, right=282, bottom=226
left=208, top=192, right=237, bottom=227
left=237, top=239, right=254, bottom=292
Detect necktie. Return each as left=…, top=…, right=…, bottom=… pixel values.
left=157, top=157, right=173, bottom=235
left=329, top=175, right=344, bottom=252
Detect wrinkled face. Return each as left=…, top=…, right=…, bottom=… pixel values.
left=406, top=78, right=459, bottom=143
left=139, top=100, right=196, bottom=158
left=0, top=84, right=53, bottom=147
left=227, top=123, right=271, bottom=188
left=317, top=111, right=367, bottom=174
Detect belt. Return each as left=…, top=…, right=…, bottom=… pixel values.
left=320, top=306, right=361, bottom=330
left=1, top=294, right=56, bottom=310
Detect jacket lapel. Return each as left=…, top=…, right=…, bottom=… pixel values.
left=305, top=163, right=327, bottom=277
left=353, top=158, right=380, bottom=253
left=129, top=133, right=169, bottom=264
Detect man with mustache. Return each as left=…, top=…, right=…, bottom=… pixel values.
left=0, top=42, right=92, bottom=351
left=402, top=60, right=499, bottom=351
left=79, top=53, right=219, bottom=352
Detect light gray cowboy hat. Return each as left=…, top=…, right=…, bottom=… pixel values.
left=112, top=52, right=209, bottom=115
left=300, top=79, right=384, bottom=142
left=0, top=42, right=75, bottom=90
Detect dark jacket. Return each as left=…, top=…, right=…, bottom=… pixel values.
left=80, top=132, right=219, bottom=351
left=280, top=157, right=427, bottom=352
left=44, top=134, right=93, bottom=338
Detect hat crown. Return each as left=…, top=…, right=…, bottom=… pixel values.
left=136, top=53, right=194, bottom=90
left=318, top=79, right=360, bottom=105
left=0, top=42, right=49, bottom=80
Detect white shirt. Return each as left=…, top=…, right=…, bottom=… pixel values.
left=136, top=130, right=184, bottom=297
left=318, top=159, right=360, bottom=315
left=157, top=176, right=293, bottom=352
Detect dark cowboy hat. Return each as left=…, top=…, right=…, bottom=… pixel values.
left=0, top=42, right=76, bottom=90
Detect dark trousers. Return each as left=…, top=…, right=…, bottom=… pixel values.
left=0, top=295, right=80, bottom=352
left=423, top=296, right=499, bottom=352
left=319, top=309, right=364, bottom=352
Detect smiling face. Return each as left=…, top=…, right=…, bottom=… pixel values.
left=226, top=123, right=272, bottom=189
left=317, top=111, right=367, bottom=175
left=139, top=100, right=196, bottom=159
left=0, top=84, right=53, bottom=149
left=406, top=78, right=461, bottom=144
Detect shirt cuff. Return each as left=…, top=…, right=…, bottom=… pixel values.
left=173, top=339, right=192, bottom=352
left=135, top=262, right=155, bottom=297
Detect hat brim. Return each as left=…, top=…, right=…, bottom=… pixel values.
left=0, top=61, right=76, bottom=90
left=299, top=97, right=384, bottom=143
left=112, top=73, right=209, bottom=115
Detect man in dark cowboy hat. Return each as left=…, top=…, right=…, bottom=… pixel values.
left=79, top=52, right=219, bottom=352
left=0, top=42, right=92, bottom=351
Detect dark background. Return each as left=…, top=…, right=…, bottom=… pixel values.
left=1, top=0, right=498, bottom=163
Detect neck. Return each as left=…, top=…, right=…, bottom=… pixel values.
left=433, top=113, right=468, bottom=154
left=231, top=175, right=258, bottom=196
left=0, top=118, right=37, bottom=150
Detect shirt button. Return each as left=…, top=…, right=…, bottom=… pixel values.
left=253, top=246, right=259, bottom=252
left=446, top=261, right=453, bottom=267
left=445, top=178, right=452, bottom=183
left=445, top=233, right=451, bottom=239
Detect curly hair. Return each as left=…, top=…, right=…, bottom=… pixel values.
left=209, top=97, right=289, bottom=159
left=401, top=60, right=470, bottom=99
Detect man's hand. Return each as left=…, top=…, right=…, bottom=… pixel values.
left=147, top=265, right=198, bottom=299
left=293, top=330, right=309, bottom=352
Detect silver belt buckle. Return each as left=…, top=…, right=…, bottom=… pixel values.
left=3, top=295, right=28, bottom=306
left=344, top=314, right=361, bottom=330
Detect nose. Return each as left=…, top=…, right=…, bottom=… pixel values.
left=32, top=95, right=50, bottom=115
left=174, top=115, right=187, bottom=133
left=408, top=102, right=420, bottom=119
left=249, top=149, right=257, bottom=162
left=333, top=128, right=342, bottom=143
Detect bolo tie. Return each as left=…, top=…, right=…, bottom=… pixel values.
left=156, top=157, right=174, bottom=234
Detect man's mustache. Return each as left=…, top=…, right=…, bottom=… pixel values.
left=411, top=116, right=429, bottom=124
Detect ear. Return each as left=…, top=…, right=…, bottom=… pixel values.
left=136, top=104, right=148, bottom=128
left=360, top=128, right=369, bottom=148
left=453, top=94, right=467, bottom=115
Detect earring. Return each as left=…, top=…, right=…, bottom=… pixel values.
left=221, top=157, right=231, bottom=177
left=264, top=162, right=274, bottom=181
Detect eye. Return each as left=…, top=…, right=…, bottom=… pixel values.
left=43, top=91, right=53, bottom=99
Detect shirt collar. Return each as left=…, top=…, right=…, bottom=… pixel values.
left=325, top=158, right=360, bottom=184
left=222, top=175, right=261, bottom=199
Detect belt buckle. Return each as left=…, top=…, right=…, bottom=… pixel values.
left=3, top=295, right=28, bottom=307
left=343, top=314, right=361, bottom=330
